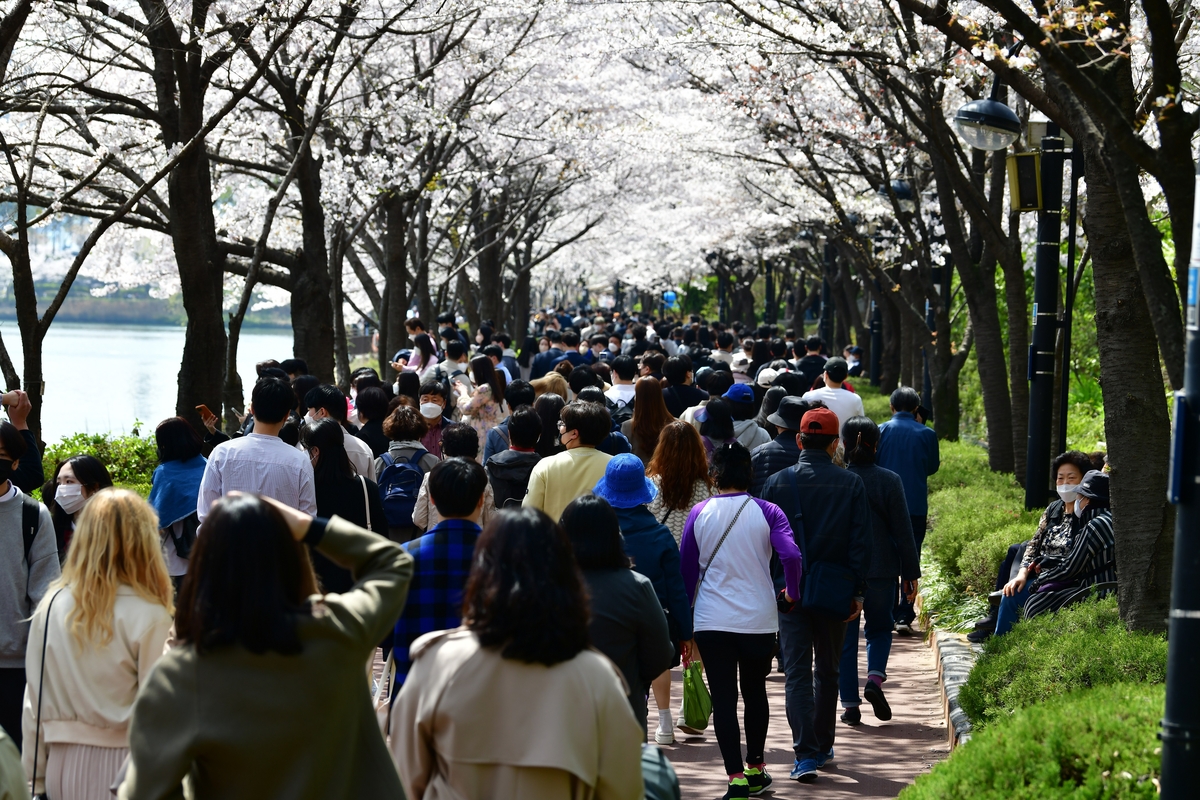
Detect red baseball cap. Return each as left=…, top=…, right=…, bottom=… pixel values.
left=800, top=407, right=840, bottom=437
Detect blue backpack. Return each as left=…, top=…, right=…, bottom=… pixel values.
left=377, top=449, right=429, bottom=528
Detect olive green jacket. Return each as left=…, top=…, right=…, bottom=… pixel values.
left=118, top=516, right=413, bottom=800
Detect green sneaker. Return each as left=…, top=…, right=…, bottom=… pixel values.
left=745, top=767, right=773, bottom=796
left=722, top=776, right=750, bottom=799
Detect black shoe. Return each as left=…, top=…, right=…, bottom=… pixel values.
left=864, top=681, right=892, bottom=721
left=722, top=777, right=750, bottom=799
left=745, top=767, right=772, bottom=796
left=966, top=627, right=992, bottom=644
left=972, top=615, right=997, bottom=630
left=840, top=706, right=861, bottom=725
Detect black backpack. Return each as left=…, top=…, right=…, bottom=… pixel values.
left=609, top=396, right=634, bottom=428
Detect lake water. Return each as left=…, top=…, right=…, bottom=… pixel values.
left=4, top=322, right=294, bottom=444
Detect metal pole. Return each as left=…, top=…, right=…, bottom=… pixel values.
left=819, top=244, right=834, bottom=347
left=764, top=258, right=776, bottom=325
left=1024, top=123, right=1064, bottom=510
left=1161, top=162, right=1200, bottom=799
left=870, top=280, right=882, bottom=386
left=716, top=271, right=727, bottom=324
left=1057, top=148, right=1081, bottom=456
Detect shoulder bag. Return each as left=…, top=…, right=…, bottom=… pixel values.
left=788, top=470, right=856, bottom=619
left=692, top=497, right=752, bottom=607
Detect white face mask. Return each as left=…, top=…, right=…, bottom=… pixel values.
left=56, top=483, right=86, bottom=515
left=420, top=402, right=443, bottom=420
left=608, top=343, right=619, bottom=353
left=579, top=344, right=589, bottom=355
left=305, top=409, right=320, bottom=425
left=1056, top=484, right=1079, bottom=503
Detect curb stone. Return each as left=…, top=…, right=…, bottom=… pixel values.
left=929, top=630, right=982, bottom=749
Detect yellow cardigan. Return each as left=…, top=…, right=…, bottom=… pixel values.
left=522, top=447, right=613, bottom=522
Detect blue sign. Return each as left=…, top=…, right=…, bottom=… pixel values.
left=662, top=291, right=677, bottom=306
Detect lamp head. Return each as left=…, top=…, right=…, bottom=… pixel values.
left=953, top=98, right=1021, bottom=151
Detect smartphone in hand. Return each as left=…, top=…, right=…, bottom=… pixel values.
left=195, top=404, right=217, bottom=424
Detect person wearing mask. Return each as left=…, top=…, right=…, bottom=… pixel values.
left=522, top=402, right=613, bottom=522
left=375, top=406, right=441, bottom=543
left=621, top=377, right=673, bottom=465
left=148, top=418, right=207, bottom=590
left=761, top=407, right=869, bottom=783
left=646, top=420, right=713, bottom=544
left=800, top=358, right=864, bottom=432
left=482, top=380, right=535, bottom=463
left=0, top=421, right=59, bottom=750
left=23, top=490, right=174, bottom=799
left=1022, top=470, right=1116, bottom=619
left=390, top=507, right=642, bottom=799
left=301, top=418, right=386, bottom=594
left=118, top=494, right=411, bottom=800
left=991, top=451, right=1098, bottom=637
left=197, top=378, right=317, bottom=524
left=639, top=352, right=666, bottom=382
left=304, top=385, right=376, bottom=482
left=416, top=380, right=454, bottom=458
left=457, top=356, right=506, bottom=458
left=392, top=458, right=488, bottom=688
left=604, top=355, right=638, bottom=409
left=2, top=390, right=44, bottom=493
left=592, top=454, right=691, bottom=748
left=480, top=344, right=514, bottom=385
left=353, top=387, right=392, bottom=457
left=838, top=417, right=920, bottom=726
left=875, top=386, right=939, bottom=631
left=724, top=384, right=771, bottom=451
left=559, top=331, right=588, bottom=367
left=533, top=393, right=567, bottom=459
left=43, top=456, right=115, bottom=558
left=392, top=333, right=440, bottom=384
left=793, top=336, right=828, bottom=391
left=486, top=407, right=544, bottom=509
left=529, top=329, right=570, bottom=380
left=661, top=357, right=707, bottom=418
left=412, top=424, right=497, bottom=532
left=749, top=397, right=811, bottom=497
left=680, top=443, right=803, bottom=799
left=562, top=495, right=673, bottom=733
left=433, top=341, right=474, bottom=401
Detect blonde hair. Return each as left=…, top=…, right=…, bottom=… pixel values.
left=53, top=489, right=174, bottom=646
left=531, top=372, right=569, bottom=400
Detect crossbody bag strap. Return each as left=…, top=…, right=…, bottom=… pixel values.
left=694, top=497, right=753, bottom=604
left=360, top=475, right=372, bottom=532
left=32, top=587, right=64, bottom=796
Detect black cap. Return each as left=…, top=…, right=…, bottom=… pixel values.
left=767, top=396, right=808, bottom=431
left=824, top=356, right=849, bottom=382
left=1075, top=469, right=1110, bottom=507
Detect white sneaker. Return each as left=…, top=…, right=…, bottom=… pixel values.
left=655, top=710, right=675, bottom=744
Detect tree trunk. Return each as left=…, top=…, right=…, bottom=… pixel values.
left=1000, top=208, right=1030, bottom=484
left=381, top=195, right=409, bottom=382
left=289, top=147, right=334, bottom=383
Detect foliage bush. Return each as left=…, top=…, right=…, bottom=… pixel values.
left=958, top=597, right=1167, bottom=728
left=43, top=432, right=158, bottom=496
left=901, top=682, right=1163, bottom=800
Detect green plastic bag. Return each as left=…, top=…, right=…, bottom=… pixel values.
left=680, top=661, right=712, bottom=733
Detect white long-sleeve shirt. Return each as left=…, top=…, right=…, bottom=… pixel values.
left=197, top=433, right=317, bottom=523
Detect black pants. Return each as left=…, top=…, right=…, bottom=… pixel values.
left=693, top=631, right=775, bottom=776
left=0, top=667, right=25, bottom=750
left=894, top=516, right=928, bottom=624
left=778, top=609, right=846, bottom=760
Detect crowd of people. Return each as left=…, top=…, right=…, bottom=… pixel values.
left=0, top=306, right=1118, bottom=799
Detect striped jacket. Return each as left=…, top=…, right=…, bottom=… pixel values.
left=1024, top=507, right=1116, bottom=619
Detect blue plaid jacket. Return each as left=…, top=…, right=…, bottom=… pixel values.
left=393, top=519, right=482, bottom=684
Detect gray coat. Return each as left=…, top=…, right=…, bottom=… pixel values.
left=848, top=463, right=921, bottom=581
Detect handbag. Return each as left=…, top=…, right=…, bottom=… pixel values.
left=32, top=588, right=64, bottom=800
left=788, top=470, right=856, bottom=619
left=680, top=661, right=712, bottom=733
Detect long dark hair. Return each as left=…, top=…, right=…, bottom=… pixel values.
left=175, top=495, right=318, bottom=655
left=534, top=393, right=566, bottom=458
left=700, top=397, right=735, bottom=441
left=411, top=333, right=437, bottom=369
left=842, top=415, right=879, bottom=466
left=301, top=418, right=354, bottom=482
left=44, top=455, right=115, bottom=552
left=561, top=495, right=629, bottom=570
left=155, top=417, right=203, bottom=463
left=470, top=354, right=506, bottom=408
left=630, top=376, right=673, bottom=453
left=463, top=507, right=590, bottom=666
left=647, top=420, right=711, bottom=510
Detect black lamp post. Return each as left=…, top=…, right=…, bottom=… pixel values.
left=764, top=257, right=776, bottom=325
left=819, top=243, right=835, bottom=348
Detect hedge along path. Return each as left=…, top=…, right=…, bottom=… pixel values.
left=665, top=633, right=949, bottom=799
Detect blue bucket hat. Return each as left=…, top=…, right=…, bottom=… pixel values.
left=593, top=453, right=658, bottom=509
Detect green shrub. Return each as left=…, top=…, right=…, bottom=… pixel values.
left=901, top=683, right=1163, bottom=799
left=958, top=597, right=1167, bottom=727
left=859, top=390, right=892, bottom=423
left=43, top=432, right=158, bottom=496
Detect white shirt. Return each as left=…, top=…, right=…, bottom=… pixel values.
left=604, top=383, right=636, bottom=407
left=800, top=386, right=866, bottom=432
left=197, top=433, right=317, bottom=523
left=343, top=427, right=376, bottom=481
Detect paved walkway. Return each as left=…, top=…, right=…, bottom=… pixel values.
left=658, top=630, right=949, bottom=799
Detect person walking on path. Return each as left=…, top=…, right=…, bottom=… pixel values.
left=485, top=406, right=544, bottom=509
left=799, top=358, right=863, bottom=432
left=761, top=407, right=869, bottom=784
left=457, top=356, right=507, bottom=458
left=481, top=380, right=535, bottom=463
left=374, top=406, right=440, bottom=543
left=303, top=385, right=377, bottom=482
left=838, top=416, right=920, bottom=727
left=680, top=443, right=802, bottom=799
left=522, top=401, right=613, bottom=521
left=875, top=386, right=939, bottom=630
left=592, top=454, right=692, bottom=746
left=0, top=421, right=59, bottom=751
left=390, top=507, right=644, bottom=800
left=392, top=459, right=488, bottom=688
left=749, top=397, right=812, bottom=498
left=646, top=421, right=713, bottom=544
left=411, top=424, right=497, bottom=533
left=23, top=490, right=174, bottom=800
left=562, top=495, right=674, bottom=734
left=44, top=456, right=114, bottom=559
left=792, top=336, right=827, bottom=391
left=197, top=378, right=317, bottom=523
left=622, top=377, right=674, bottom=464
left=118, top=494, right=412, bottom=800
left=148, top=418, right=206, bottom=591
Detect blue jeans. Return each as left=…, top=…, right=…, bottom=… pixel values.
left=778, top=608, right=847, bottom=760
left=995, top=584, right=1031, bottom=636
left=839, top=578, right=895, bottom=706
left=893, top=517, right=926, bottom=624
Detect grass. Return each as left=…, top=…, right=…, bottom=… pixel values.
left=918, top=555, right=989, bottom=633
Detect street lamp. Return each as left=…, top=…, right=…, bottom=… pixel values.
left=953, top=91, right=1021, bottom=152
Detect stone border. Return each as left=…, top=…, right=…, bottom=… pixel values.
left=929, top=630, right=982, bottom=749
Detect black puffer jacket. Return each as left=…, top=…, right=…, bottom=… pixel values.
left=750, top=432, right=801, bottom=497
left=485, top=450, right=542, bottom=509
